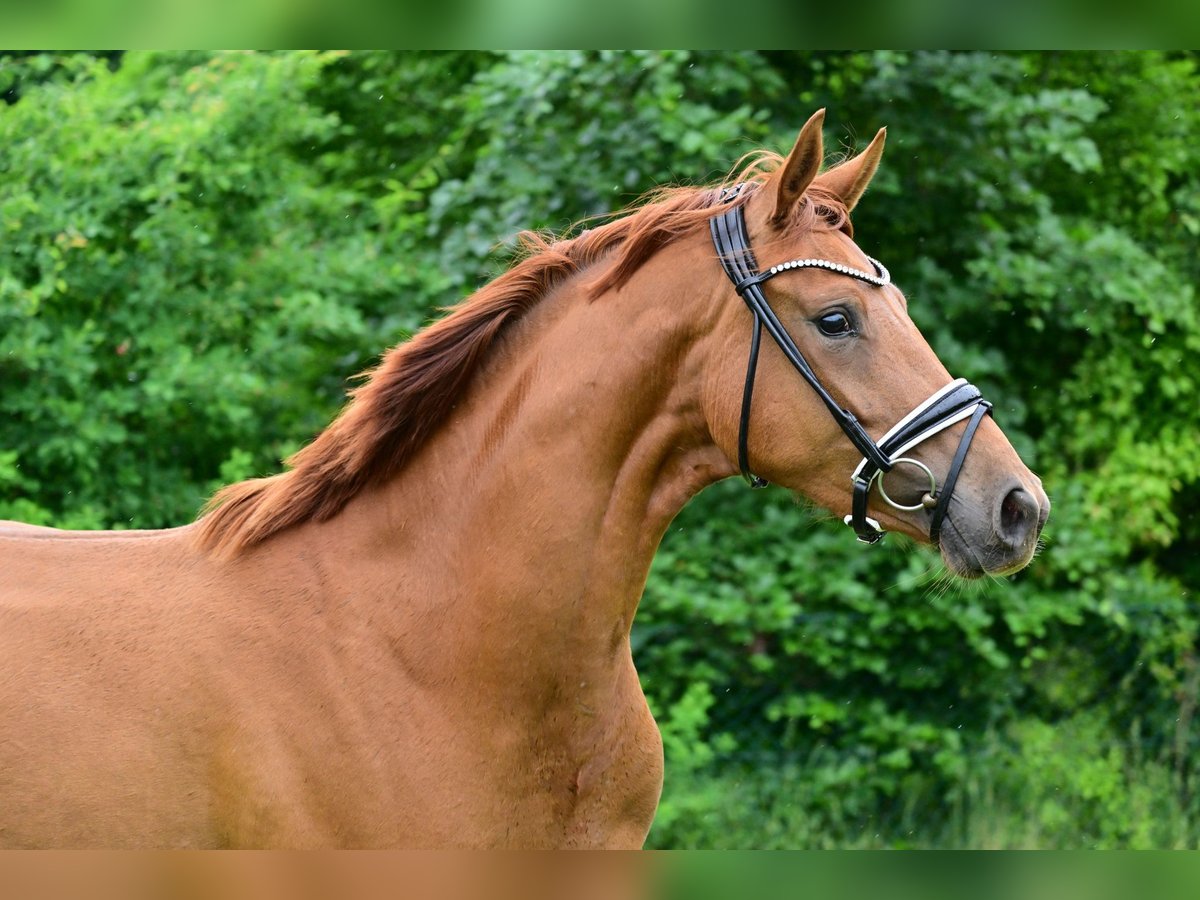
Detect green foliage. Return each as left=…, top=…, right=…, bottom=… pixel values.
left=0, top=51, right=386, bottom=526
left=2, top=51, right=1198, bottom=847
left=647, top=715, right=1199, bottom=849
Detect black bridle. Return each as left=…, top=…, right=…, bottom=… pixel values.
left=709, top=186, right=992, bottom=545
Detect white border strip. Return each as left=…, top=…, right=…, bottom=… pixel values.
left=851, top=379, right=969, bottom=478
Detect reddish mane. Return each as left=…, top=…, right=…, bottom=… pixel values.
left=196, top=151, right=850, bottom=555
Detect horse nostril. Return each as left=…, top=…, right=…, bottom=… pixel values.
left=1001, top=491, right=1021, bottom=532
left=1035, top=499, right=1049, bottom=539
left=999, top=487, right=1038, bottom=544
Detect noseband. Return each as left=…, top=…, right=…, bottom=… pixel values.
left=709, top=185, right=992, bottom=545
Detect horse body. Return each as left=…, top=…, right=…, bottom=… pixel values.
left=1, top=525, right=220, bottom=846
left=0, top=112, right=1049, bottom=847
left=0, top=234, right=728, bottom=847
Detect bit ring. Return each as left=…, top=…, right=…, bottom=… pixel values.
left=874, top=457, right=938, bottom=512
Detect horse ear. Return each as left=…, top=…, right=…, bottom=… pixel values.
left=816, top=126, right=887, bottom=212
left=771, top=109, right=826, bottom=228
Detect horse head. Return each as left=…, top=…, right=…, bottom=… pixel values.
left=701, top=110, right=1049, bottom=577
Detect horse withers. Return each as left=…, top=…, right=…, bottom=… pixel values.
left=0, top=111, right=1048, bottom=848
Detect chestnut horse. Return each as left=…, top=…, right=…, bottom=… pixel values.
left=0, top=111, right=1047, bottom=848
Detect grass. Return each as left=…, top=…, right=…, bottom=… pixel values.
left=647, top=729, right=1200, bottom=849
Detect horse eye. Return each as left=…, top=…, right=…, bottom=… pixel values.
left=816, top=311, right=854, bottom=337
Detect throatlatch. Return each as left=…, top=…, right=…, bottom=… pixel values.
left=709, top=185, right=993, bottom=545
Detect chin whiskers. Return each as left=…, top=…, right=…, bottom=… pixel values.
left=944, top=515, right=1011, bottom=592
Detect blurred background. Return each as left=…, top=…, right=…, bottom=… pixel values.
left=1, top=50, right=1197, bottom=848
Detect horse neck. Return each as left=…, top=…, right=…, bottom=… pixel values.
left=312, top=238, right=734, bottom=656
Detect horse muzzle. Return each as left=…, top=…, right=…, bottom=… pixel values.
left=938, top=479, right=1050, bottom=578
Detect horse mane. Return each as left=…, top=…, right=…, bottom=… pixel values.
left=196, top=150, right=850, bottom=555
